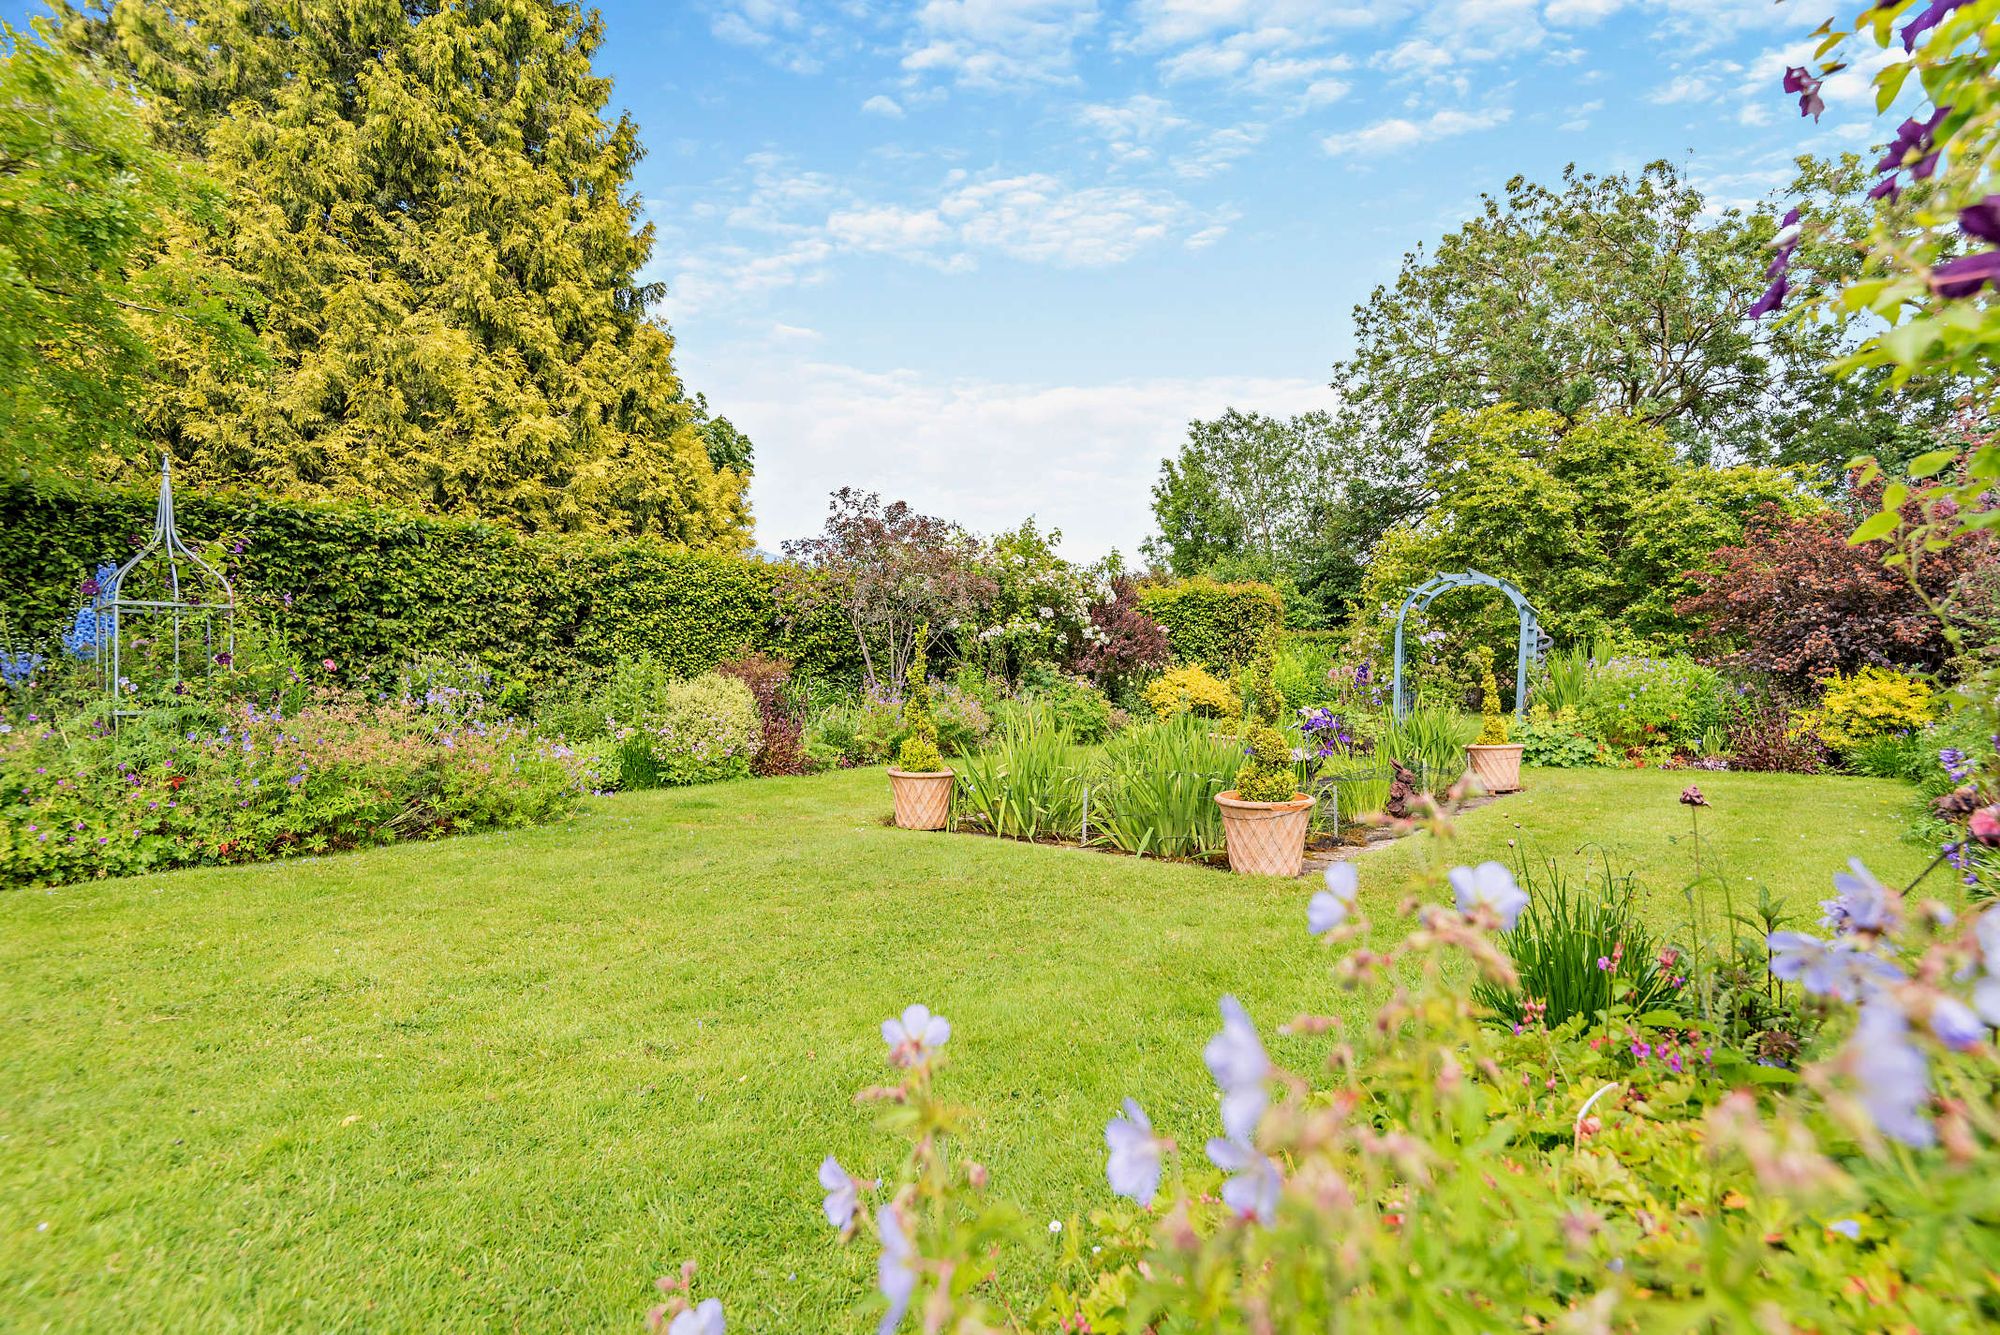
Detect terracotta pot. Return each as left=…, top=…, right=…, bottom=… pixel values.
left=1465, top=744, right=1524, bottom=795
left=1215, top=790, right=1316, bottom=877
left=888, top=767, right=955, bottom=830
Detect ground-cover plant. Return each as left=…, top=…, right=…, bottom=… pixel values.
left=951, top=708, right=1082, bottom=841
left=1472, top=854, right=1686, bottom=1030
left=1, top=692, right=595, bottom=888
left=1088, top=714, right=1237, bottom=859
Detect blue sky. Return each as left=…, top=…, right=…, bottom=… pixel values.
left=24, top=0, right=1897, bottom=557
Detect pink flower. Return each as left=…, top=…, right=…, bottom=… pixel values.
left=322, top=658, right=338, bottom=672
left=1971, top=806, right=2000, bottom=848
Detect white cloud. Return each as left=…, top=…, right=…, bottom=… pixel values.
left=1648, top=73, right=1716, bottom=104
left=1545, top=0, right=1625, bottom=24
left=903, top=0, right=1101, bottom=89
left=1321, top=106, right=1512, bottom=157
left=861, top=94, right=905, bottom=117
left=1558, top=98, right=1603, bottom=131
left=708, top=0, right=828, bottom=74
left=942, top=175, right=1192, bottom=266
left=1076, top=94, right=1188, bottom=161
left=694, top=355, right=1336, bottom=557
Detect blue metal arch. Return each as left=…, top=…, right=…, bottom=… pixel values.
left=1390, top=571, right=1541, bottom=722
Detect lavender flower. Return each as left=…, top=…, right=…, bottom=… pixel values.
left=668, top=1299, right=726, bottom=1335
left=1767, top=932, right=1903, bottom=1001
left=1104, top=1098, right=1162, bottom=1206
left=1850, top=999, right=1935, bottom=1148
left=882, top=1004, right=950, bottom=1068
left=876, top=1204, right=916, bottom=1334
left=819, top=1155, right=861, bottom=1230
left=1205, top=1136, right=1282, bottom=1225
left=1203, top=995, right=1269, bottom=1143
left=1309, top=863, right=1359, bottom=935
left=1449, top=861, right=1529, bottom=931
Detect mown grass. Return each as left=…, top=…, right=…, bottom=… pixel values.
left=0, top=765, right=1930, bottom=1331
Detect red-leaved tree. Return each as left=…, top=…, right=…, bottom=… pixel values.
left=1677, top=479, right=1996, bottom=688
left=1072, top=577, right=1169, bottom=692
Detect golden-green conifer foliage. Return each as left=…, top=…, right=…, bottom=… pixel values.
left=64, top=0, right=748, bottom=546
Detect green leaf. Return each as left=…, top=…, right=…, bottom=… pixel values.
left=1906, top=448, right=1960, bottom=479
left=1848, top=510, right=1901, bottom=545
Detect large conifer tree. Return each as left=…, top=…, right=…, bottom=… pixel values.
left=60, top=0, right=749, bottom=545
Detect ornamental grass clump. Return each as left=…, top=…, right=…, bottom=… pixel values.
left=893, top=623, right=944, bottom=774
left=1231, top=632, right=1297, bottom=803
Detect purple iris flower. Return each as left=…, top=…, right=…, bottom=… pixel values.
left=1203, top=995, right=1269, bottom=1143
left=1850, top=1000, right=1934, bottom=1148
left=1767, top=932, right=1903, bottom=1001
left=1205, top=1136, right=1282, bottom=1225
left=1105, top=1099, right=1162, bottom=1206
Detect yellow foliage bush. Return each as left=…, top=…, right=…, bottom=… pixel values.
left=1794, top=667, right=1936, bottom=751
left=1142, top=665, right=1238, bottom=719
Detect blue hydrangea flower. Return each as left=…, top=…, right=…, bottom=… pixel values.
left=876, top=1204, right=916, bottom=1334
left=1203, top=995, right=1269, bottom=1143
left=1850, top=999, right=1934, bottom=1148
left=1767, top=932, right=1903, bottom=1001
left=1450, top=861, right=1528, bottom=931
left=1104, top=1098, right=1162, bottom=1207
left=1205, top=1136, right=1282, bottom=1225
left=1309, top=863, right=1358, bottom=935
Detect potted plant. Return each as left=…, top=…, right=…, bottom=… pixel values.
left=1465, top=645, right=1524, bottom=794
left=888, top=623, right=954, bottom=829
left=1214, top=633, right=1314, bottom=876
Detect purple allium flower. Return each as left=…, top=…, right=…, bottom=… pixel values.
left=1767, top=932, right=1903, bottom=1001
left=876, top=1204, right=916, bottom=1334
left=1850, top=999, right=1935, bottom=1148
left=1931, top=250, right=2000, bottom=299
left=1205, top=1136, right=1282, bottom=1225
left=1203, top=995, right=1269, bottom=1143
left=1928, top=995, right=1985, bottom=1051
left=1822, top=859, right=1899, bottom=935
left=819, top=1155, right=861, bottom=1230
left=1105, top=1098, right=1162, bottom=1206
left=1309, top=863, right=1358, bottom=935
left=882, top=1003, right=950, bottom=1068
left=667, top=1299, right=725, bottom=1335
left=1450, top=861, right=1528, bottom=931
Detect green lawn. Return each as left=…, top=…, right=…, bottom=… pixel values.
left=0, top=766, right=1931, bottom=1332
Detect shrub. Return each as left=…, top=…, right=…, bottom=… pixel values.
left=1795, top=666, right=1936, bottom=753
left=1142, top=664, right=1237, bottom=720
left=1231, top=634, right=1298, bottom=803
left=613, top=672, right=762, bottom=789
left=893, top=624, right=944, bottom=773
left=1516, top=705, right=1605, bottom=768
left=1073, top=577, right=1169, bottom=692
left=1, top=693, right=593, bottom=888
left=1725, top=703, right=1826, bottom=774
left=1472, top=645, right=1509, bottom=745
left=1019, top=667, right=1115, bottom=743
left=717, top=653, right=812, bottom=777
left=1580, top=654, right=1724, bottom=757
left=1137, top=577, right=1283, bottom=669
left=1270, top=640, right=1342, bottom=714
left=929, top=684, right=991, bottom=757
left=1845, top=730, right=1931, bottom=780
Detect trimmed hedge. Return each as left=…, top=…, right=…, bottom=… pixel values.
left=1137, top=578, right=1284, bottom=669
left=0, top=482, right=858, bottom=687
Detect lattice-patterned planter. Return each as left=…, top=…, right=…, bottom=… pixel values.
left=1465, top=744, right=1524, bottom=795
left=1215, top=791, right=1315, bottom=877
left=888, top=768, right=955, bottom=830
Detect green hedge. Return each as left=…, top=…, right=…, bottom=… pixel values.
left=0, top=481, right=858, bottom=687
left=1137, top=578, right=1284, bottom=669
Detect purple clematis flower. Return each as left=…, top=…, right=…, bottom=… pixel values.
left=1105, top=1098, right=1163, bottom=1206
left=1767, top=931, right=1904, bottom=1001
left=1782, top=65, right=1825, bottom=120
left=1205, top=1136, right=1282, bottom=1225
left=1204, top=995, right=1269, bottom=1143
left=1450, top=861, right=1529, bottom=931
left=1931, top=249, right=2000, bottom=299
left=1309, top=862, right=1359, bottom=935
left=876, top=1204, right=916, bottom=1334
left=819, top=1155, right=862, bottom=1230
left=1850, top=999, right=1935, bottom=1148
left=1903, top=0, right=1969, bottom=52
left=668, top=1298, right=726, bottom=1335
left=882, top=1004, right=950, bottom=1068
left=1960, top=196, right=2000, bottom=245
left=1747, top=274, right=1789, bottom=319
left=1823, top=859, right=1899, bottom=935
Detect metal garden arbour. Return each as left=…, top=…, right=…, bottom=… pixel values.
left=1390, top=571, right=1542, bottom=721
left=99, top=456, right=236, bottom=722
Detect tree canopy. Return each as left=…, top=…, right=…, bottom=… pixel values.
left=49, top=0, right=750, bottom=546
